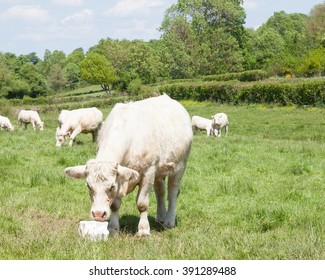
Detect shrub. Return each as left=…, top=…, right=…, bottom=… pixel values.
left=203, top=70, right=269, bottom=82
left=159, top=78, right=325, bottom=106
left=127, top=78, right=142, bottom=96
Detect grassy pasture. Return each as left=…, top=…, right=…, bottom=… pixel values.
left=0, top=102, right=324, bottom=259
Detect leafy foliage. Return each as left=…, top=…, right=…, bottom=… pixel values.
left=0, top=1, right=324, bottom=100
left=159, top=78, right=325, bottom=106
left=79, top=52, right=119, bottom=95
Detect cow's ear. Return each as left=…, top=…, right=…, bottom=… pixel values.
left=117, top=165, right=139, bottom=182
left=117, top=165, right=139, bottom=197
left=65, top=165, right=87, bottom=179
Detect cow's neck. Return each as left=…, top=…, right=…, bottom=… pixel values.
left=96, top=132, right=130, bottom=164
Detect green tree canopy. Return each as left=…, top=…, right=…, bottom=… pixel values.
left=160, top=0, right=245, bottom=77
left=307, top=3, right=325, bottom=47
left=79, top=52, right=119, bottom=94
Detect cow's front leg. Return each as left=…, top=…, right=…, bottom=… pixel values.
left=108, top=197, right=121, bottom=235
left=69, top=127, right=81, bottom=146
left=136, top=168, right=155, bottom=237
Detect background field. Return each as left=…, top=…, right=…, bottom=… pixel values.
left=0, top=101, right=324, bottom=259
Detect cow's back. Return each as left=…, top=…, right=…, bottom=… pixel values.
left=18, top=110, right=31, bottom=122
left=66, top=108, right=103, bottom=131
left=98, top=95, right=192, bottom=175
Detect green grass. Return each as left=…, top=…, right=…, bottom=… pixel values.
left=0, top=102, right=324, bottom=259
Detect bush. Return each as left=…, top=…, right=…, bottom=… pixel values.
left=159, top=78, right=325, bottom=106
left=203, top=70, right=269, bottom=82
left=127, top=78, right=142, bottom=96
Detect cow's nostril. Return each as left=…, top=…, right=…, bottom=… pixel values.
left=92, top=211, right=106, bottom=220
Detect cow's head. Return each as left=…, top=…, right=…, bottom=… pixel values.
left=64, top=160, right=139, bottom=222
left=39, top=121, right=44, bottom=131
left=55, top=127, right=70, bottom=147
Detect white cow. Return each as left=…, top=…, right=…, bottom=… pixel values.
left=55, top=107, right=103, bottom=147
left=211, top=112, right=229, bottom=137
left=18, top=110, right=44, bottom=130
left=191, top=115, right=213, bottom=136
left=65, top=94, right=193, bottom=237
left=0, top=116, right=14, bottom=131
left=58, top=110, right=69, bottom=128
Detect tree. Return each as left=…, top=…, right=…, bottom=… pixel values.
left=79, top=53, right=119, bottom=95
left=66, top=48, right=85, bottom=64
left=4, top=79, right=30, bottom=99
left=297, top=48, right=325, bottom=77
left=64, top=63, right=81, bottom=88
left=307, top=3, right=325, bottom=47
left=47, top=64, right=68, bottom=91
left=160, top=0, right=245, bottom=77
left=19, top=63, right=47, bottom=97
left=90, top=38, right=162, bottom=88
left=254, top=28, right=286, bottom=69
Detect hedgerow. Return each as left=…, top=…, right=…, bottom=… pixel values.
left=159, top=78, right=325, bottom=106
left=203, top=70, right=269, bottom=82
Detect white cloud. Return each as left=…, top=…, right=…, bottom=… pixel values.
left=61, top=9, right=93, bottom=24
left=0, top=5, right=49, bottom=23
left=106, top=0, right=164, bottom=16
left=110, top=19, right=159, bottom=41
left=242, top=0, right=258, bottom=10
left=52, top=0, right=83, bottom=6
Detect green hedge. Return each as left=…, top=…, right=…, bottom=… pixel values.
left=159, top=78, right=325, bottom=106
left=203, top=70, right=269, bottom=82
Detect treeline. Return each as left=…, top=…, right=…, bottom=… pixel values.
left=0, top=0, right=324, bottom=100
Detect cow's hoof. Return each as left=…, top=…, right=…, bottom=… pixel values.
left=163, top=221, right=175, bottom=228
left=136, top=230, right=151, bottom=237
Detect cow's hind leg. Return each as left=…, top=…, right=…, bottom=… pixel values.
left=91, top=129, right=99, bottom=143
left=154, top=176, right=166, bottom=224
left=165, top=169, right=184, bottom=228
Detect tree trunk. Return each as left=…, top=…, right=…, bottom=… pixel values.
left=101, top=84, right=111, bottom=96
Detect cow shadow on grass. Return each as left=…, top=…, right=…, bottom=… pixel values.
left=119, top=215, right=166, bottom=235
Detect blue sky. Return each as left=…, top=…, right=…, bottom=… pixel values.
left=0, top=0, right=323, bottom=58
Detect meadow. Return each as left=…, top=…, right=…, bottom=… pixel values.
left=0, top=101, right=324, bottom=259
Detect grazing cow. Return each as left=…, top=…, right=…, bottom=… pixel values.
left=64, top=94, right=193, bottom=237
left=211, top=112, right=229, bottom=137
left=0, top=116, right=14, bottom=131
left=58, top=110, right=69, bottom=128
left=191, top=115, right=213, bottom=136
left=18, top=110, right=44, bottom=130
left=55, top=107, right=103, bottom=147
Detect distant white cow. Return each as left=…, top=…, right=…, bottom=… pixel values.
left=0, top=116, right=14, bottom=131
left=55, top=107, right=103, bottom=147
left=18, top=110, right=44, bottom=130
left=191, top=115, right=213, bottom=136
left=58, top=110, right=69, bottom=128
left=64, top=94, right=192, bottom=237
left=211, top=112, right=228, bottom=137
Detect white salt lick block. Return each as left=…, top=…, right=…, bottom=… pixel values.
left=78, top=221, right=109, bottom=241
